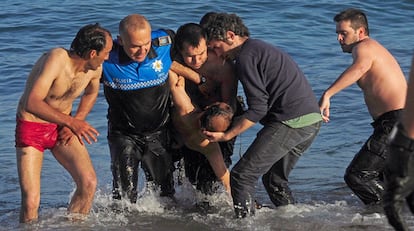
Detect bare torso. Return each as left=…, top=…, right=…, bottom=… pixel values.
left=354, top=39, right=406, bottom=119
left=17, top=48, right=100, bottom=123
left=197, top=51, right=237, bottom=109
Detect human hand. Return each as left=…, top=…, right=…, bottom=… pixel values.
left=384, top=125, right=414, bottom=231
left=67, top=118, right=99, bottom=145
left=57, top=126, right=75, bottom=145
left=319, top=94, right=331, bottom=122
left=203, top=130, right=227, bottom=143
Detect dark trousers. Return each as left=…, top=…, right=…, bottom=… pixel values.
left=344, top=110, right=402, bottom=205
left=231, top=121, right=321, bottom=217
left=108, top=125, right=175, bottom=203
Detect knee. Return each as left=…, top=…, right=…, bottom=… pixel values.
left=79, top=172, right=97, bottom=195
left=344, top=169, right=357, bottom=186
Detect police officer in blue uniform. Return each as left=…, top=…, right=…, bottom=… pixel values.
left=102, top=14, right=175, bottom=202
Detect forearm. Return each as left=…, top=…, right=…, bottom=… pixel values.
left=225, top=116, right=255, bottom=140
left=74, top=92, right=98, bottom=120
left=26, top=99, right=74, bottom=127
left=170, top=61, right=202, bottom=84
left=203, top=144, right=230, bottom=193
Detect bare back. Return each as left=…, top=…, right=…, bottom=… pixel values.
left=354, top=39, right=406, bottom=119
left=17, top=48, right=101, bottom=123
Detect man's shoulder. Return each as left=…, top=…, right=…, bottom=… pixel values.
left=49, top=47, right=69, bottom=55
left=356, top=38, right=383, bottom=51
left=151, top=29, right=174, bottom=46
left=36, top=47, right=69, bottom=68
left=43, top=47, right=69, bottom=59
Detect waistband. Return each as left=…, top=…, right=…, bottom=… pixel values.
left=16, top=117, right=58, bottom=127
left=374, top=109, right=403, bottom=122
left=371, top=109, right=403, bottom=128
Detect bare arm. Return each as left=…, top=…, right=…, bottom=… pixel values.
left=170, top=61, right=203, bottom=84
left=201, top=142, right=230, bottom=193
left=74, top=70, right=101, bottom=120
left=168, top=70, right=195, bottom=114
left=319, top=42, right=373, bottom=122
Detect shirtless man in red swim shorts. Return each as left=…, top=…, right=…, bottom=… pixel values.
left=15, top=23, right=113, bottom=223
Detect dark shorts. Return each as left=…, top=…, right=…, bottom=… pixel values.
left=15, top=118, right=58, bottom=152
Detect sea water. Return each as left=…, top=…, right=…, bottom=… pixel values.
left=1, top=1, right=414, bottom=230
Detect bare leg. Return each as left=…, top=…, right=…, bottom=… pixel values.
left=16, top=147, right=43, bottom=223
left=52, top=138, right=97, bottom=217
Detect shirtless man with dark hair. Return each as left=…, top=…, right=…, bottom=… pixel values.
left=168, top=69, right=232, bottom=193
left=15, top=23, right=113, bottom=223
left=170, top=22, right=240, bottom=195
left=319, top=8, right=407, bottom=205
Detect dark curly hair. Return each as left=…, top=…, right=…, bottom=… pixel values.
left=70, top=23, right=112, bottom=58
left=204, top=13, right=250, bottom=42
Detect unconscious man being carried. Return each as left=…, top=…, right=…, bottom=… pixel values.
left=168, top=69, right=233, bottom=195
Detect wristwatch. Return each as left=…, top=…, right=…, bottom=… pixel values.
left=199, top=75, right=207, bottom=85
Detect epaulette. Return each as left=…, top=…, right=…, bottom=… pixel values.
left=152, top=29, right=175, bottom=47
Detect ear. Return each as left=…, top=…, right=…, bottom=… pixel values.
left=117, top=35, right=123, bottom=46
left=88, top=49, right=97, bottom=59
left=357, top=27, right=366, bottom=38
left=226, top=31, right=236, bottom=41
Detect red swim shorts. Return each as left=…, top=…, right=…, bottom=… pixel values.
left=15, top=118, right=58, bottom=152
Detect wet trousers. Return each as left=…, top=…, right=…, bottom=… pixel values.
left=344, top=110, right=402, bottom=205
left=231, top=121, right=321, bottom=217
left=108, top=125, right=175, bottom=203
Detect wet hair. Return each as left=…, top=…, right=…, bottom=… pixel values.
left=199, top=12, right=218, bottom=28
left=334, top=8, right=369, bottom=35
left=174, top=23, right=207, bottom=53
left=200, top=102, right=234, bottom=132
left=70, top=23, right=111, bottom=58
left=203, top=13, right=250, bottom=42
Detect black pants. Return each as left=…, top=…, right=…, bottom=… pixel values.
left=344, top=110, right=402, bottom=205
left=108, top=125, right=175, bottom=203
